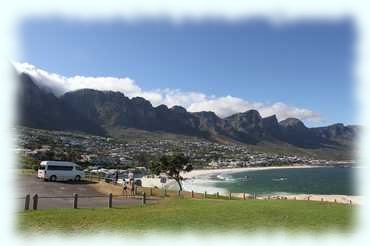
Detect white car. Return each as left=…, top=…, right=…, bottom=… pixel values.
left=37, top=161, right=85, bottom=182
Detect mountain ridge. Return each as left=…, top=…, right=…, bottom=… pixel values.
left=16, top=71, right=357, bottom=158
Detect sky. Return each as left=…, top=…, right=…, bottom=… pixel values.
left=15, top=18, right=355, bottom=126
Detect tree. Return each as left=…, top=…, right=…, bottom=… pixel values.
left=149, top=154, right=193, bottom=191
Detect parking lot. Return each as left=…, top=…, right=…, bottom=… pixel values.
left=16, top=174, right=146, bottom=210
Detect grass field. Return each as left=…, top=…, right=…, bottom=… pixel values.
left=18, top=198, right=355, bottom=234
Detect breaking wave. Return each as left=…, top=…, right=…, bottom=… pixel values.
left=182, top=172, right=249, bottom=194
left=182, top=173, right=227, bottom=194
left=272, top=177, right=288, bottom=182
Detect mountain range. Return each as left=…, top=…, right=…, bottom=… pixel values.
left=16, top=71, right=358, bottom=159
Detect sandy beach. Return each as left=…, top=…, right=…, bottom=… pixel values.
left=229, top=193, right=362, bottom=205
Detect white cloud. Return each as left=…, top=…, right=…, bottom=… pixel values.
left=14, top=62, right=141, bottom=97
left=187, top=96, right=322, bottom=122
left=14, top=62, right=323, bottom=123
left=259, top=102, right=323, bottom=123
left=188, top=95, right=263, bottom=118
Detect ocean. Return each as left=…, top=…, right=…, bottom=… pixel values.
left=182, top=167, right=356, bottom=196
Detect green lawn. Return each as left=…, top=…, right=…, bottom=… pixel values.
left=18, top=198, right=355, bottom=234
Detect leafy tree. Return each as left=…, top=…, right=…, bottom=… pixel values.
left=149, top=154, right=193, bottom=191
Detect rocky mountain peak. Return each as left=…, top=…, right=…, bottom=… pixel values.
left=131, top=97, right=153, bottom=108
left=279, top=118, right=307, bottom=129
left=170, top=105, right=188, bottom=114
left=261, top=115, right=279, bottom=129
left=194, top=111, right=218, bottom=119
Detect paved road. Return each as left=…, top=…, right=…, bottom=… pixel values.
left=16, top=175, right=147, bottom=210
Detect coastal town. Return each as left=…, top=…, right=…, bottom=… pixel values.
left=13, top=126, right=342, bottom=174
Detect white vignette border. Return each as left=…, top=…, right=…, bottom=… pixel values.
left=1, top=0, right=370, bottom=245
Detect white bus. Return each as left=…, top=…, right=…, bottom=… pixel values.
left=37, top=161, right=85, bottom=182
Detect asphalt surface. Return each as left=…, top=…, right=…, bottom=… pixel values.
left=16, top=175, right=148, bottom=210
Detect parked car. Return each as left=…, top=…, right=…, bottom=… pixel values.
left=37, top=161, right=85, bottom=182
left=104, top=174, right=114, bottom=183
left=134, top=179, right=142, bottom=186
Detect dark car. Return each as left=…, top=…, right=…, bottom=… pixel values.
left=104, top=174, right=113, bottom=183
left=134, top=179, right=142, bottom=186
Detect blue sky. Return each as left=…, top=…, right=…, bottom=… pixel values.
left=16, top=18, right=355, bottom=126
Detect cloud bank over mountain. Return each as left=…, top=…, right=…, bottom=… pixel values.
left=14, top=62, right=322, bottom=123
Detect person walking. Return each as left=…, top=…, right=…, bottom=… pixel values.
left=122, top=181, right=128, bottom=197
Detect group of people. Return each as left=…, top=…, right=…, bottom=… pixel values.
left=122, top=180, right=135, bottom=196
left=111, top=170, right=136, bottom=197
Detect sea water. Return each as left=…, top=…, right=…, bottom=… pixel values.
left=182, top=167, right=356, bottom=195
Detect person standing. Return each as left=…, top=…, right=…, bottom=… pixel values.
left=128, top=172, right=135, bottom=196
left=122, top=181, right=128, bottom=197
left=114, top=170, right=119, bottom=184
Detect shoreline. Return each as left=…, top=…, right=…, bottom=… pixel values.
left=140, top=164, right=361, bottom=204
left=181, top=164, right=321, bottom=179
left=141, top=165, right=314, bottom=188
left=234, top=193, right=361, bottom=205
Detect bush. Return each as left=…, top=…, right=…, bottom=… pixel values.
left=32, top=164, right=39, bottom=171
left=18, top=156, right=39, bottom=169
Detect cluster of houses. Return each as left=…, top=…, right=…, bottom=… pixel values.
left=14, top=126, right=336, bottom=170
